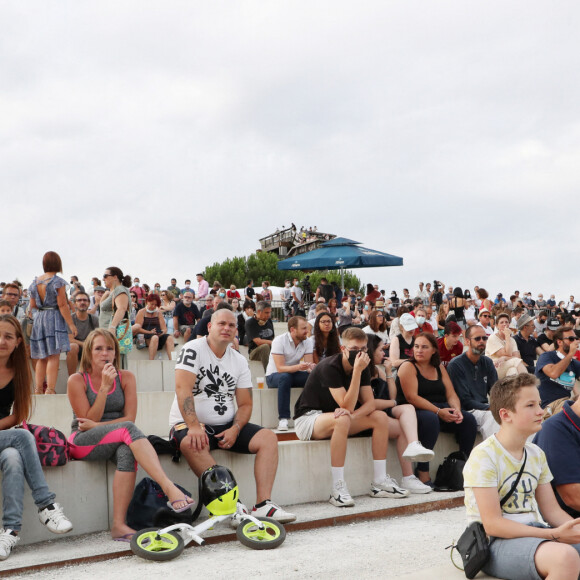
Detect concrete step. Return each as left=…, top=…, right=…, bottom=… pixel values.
left=0, top=489, right=465, bottom=576
left=4, top=430, right=467, bottom=546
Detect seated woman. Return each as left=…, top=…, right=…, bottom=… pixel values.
left=159, top=291, right=176, bottom=334
left=327, top=298, right=339, bottom=319
left=312, top=311, right=340, bottom=364
left=389, top=313, right=418, bottom=369
left=486, top=313, right=528, bottom=378
left=396, top=332, right=477, bottom=486
left=0, top=315, right=73, bottom=561
left=307, top=303, right=329, bottom=337
left=413, top=306, right=434, bottom=335
left=367, top=335, right=433, bottom=494
left=363, top=309, right=390, bottom=352
left=67, top=329, right=193, bottom=541
left=134, top=294, right=175, bottom=360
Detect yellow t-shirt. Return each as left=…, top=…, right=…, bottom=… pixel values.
left=463, top=435, right=552, bottom=524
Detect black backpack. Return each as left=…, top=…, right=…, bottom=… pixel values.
left=434, top=451, right=467, bottom=491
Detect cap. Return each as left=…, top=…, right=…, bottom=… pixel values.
left=399, top=313, right=419, bottom=331
left=546, top=318, right=561, bottom=331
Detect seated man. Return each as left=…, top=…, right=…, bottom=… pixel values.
left=534, top=394, right=580, bottom=517
left=2, top=284, right=24, bottom=323
left=536, top=326, right=580, bottom=408
left=513, top=313, right=539, bottom=373
left=537, top=318, right=560, bottom=353
left=437, top=321, right=463, bottom=367
left=66, top=292, right=99, bottom=375
left=266, top=316, right=314, bottom=431
left=293, top=327, right=409, bottom=507
left=173, top=290, right=200, bottom=343
left=170, top=308, right=295, bottom=524
left=447, top=324, right=500, bottom=439
left=245, top=301, right=274, bottom=372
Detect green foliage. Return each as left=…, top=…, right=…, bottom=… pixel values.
left=203, top=253, right=362, bottom=291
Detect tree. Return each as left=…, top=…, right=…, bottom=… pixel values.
left=203, top=253, right=362, bottom=293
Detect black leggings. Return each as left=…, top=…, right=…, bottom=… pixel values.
left=415, top=403, right=477, bottom=472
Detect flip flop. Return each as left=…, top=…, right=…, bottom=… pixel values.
left=113, top=533, right=134, bottom=543
left=167, top=497, right=194, bottom=513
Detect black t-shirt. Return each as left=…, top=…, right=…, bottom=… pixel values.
left=537, top=333, right=553, bottom=350
left=245, top=317, right=274, bottom=353
left=0, top=380, right=14, bottom=420
left=318, top=284, right=334, bottom=302
left=246, top=287, right=255, bottom=299
left=174, top=302, right=200, bottom=326
left=293, top=353, right=371, bottom=419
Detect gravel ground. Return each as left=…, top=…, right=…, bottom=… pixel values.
left=9, top=507, right=468, bottom=580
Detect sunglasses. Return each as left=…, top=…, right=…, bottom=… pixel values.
left=480, top=315, right=490, bottom=318
left=102, top=274, right=112, bottom=279
left=346, top=347, right=368, bottom=353
left=471, top=336, right=489, bottom=342
left=563, top=337, right=578, bottom=342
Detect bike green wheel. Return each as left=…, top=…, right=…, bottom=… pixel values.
left=236, top=517, right=286, bottom=550
left=130, top=527, right=185, bottom=561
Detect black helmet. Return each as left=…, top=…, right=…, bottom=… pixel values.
left=200, top=465, right=239, bottom=516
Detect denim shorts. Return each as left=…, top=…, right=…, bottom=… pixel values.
left=485, top=522, right=580, bottom=580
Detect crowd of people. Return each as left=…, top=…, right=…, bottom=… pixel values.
left=2, top=262, right=580, bottom=575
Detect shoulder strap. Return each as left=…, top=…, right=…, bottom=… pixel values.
left=500, top=448, right=527, bottom=507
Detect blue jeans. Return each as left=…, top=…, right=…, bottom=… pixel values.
left=0, top=429, right=55, bottom=531
left=266, top=371, right=310, bottom=419
left=415, top=402, right=478, bottom=473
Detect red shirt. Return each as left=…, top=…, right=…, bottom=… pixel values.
left=437, top=336, right=464, bottom=367
left=226, top=290, right=241, bottom=300
left=413, top=322, right=434, bottom=336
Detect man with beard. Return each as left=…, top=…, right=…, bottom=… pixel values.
left=67, top=292, right=99, bottom=375
left=536, top=326, right=580, bottom=408
left=447, top=324, right=499, bottom=439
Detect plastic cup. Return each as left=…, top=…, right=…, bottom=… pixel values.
left=257, top=377, right=265, bottom=389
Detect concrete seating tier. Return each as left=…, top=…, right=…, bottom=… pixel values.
left=6, top=430, right=465, bottom=545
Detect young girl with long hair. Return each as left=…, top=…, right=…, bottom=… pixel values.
left=0, top=315, right=73, bottom=560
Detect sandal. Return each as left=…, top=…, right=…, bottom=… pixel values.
left=167, top=497, right=194, bottom=513
left=45, top=388, right=57, bottom=395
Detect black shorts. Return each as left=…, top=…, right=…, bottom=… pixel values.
left=147, top=333, right=169, bottom=350
left=170, top=421, right=263, bottom=455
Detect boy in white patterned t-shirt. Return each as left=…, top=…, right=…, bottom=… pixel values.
left=463, top=373, right=580, bottom=580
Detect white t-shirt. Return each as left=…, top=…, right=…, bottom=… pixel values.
left=292, top=285, right=303, bottom=302
left=265, top=333, right=313, bottom=376
left=362, top=325, right=390, bottom=345
left=168, top=337, right=252, bottom=427
left=477, top=322, right=493, bottom=336
left=464, top=306, right=476, bottom=322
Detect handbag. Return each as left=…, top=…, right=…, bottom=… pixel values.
left=113, top=290, right=133, bottom=355
left=450, top=449, right=527, bottom=578
left=126, top=477, right=193, bottom=530
left=434, top=451, right=467, bottom=491
left=21, top=421, right=70, bottom=467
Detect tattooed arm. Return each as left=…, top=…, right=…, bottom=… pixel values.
left=175, top=368, right=209, bottom=450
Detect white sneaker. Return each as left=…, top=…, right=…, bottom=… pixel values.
left=252, top=500, right=297, bottom=523
left=401, top=475, right=433, bottom=494
left=38, top=503, right=73, bottom=534
left=0, top=529, right=19, bottom=561
left=329, top=479, right=355, bottom=507
left=277, top=419, right=289, bottom=431
left=230, top=501, right=250, bottom=529
left=402, top=441, right=434, bottom=463
left=370, top=475, right=410, bottom=499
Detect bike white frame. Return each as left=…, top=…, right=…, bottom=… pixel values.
left=156, top=514, right=265, bottom=547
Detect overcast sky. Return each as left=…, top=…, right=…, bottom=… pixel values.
left=2, top=1, right=578, bottom=300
